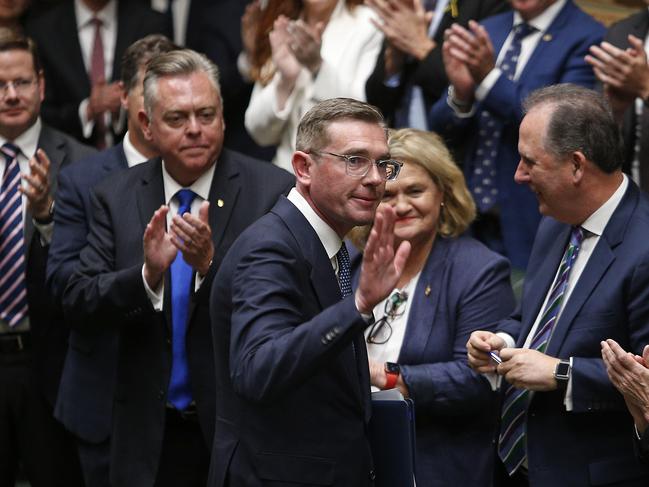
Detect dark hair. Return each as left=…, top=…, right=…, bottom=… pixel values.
left=295, top=98, right=385, bottom=152
left=0, top=27, right=41, bottom=74
left=121, top=34, right=178, bottom=93
left=523, top=84, right=624, bottom=173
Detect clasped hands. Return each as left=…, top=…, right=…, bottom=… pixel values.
left=442, top=20, right=496, bottom=104
left=467, top=330, right=561, bottom=391
left=143, top=201, right=214, bottom=290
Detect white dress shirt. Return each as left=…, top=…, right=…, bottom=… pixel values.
left=151, top=0, right=191, bottom=46
left=143, top=160, right=216, bottom=310
left=75, top=0, right=118, bottom=140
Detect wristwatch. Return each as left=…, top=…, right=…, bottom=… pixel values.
left=34, top=199, right=55, bottom=225
left=554, top=359, right=571, bottom=390
left=384, top=362, right=400, bottom=390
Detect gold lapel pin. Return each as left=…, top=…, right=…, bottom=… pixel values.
left=543, top=34, right=552, bottom=42
left=217, top=199, right=224, bottom=208
left=424, top=285, right=431, bottom=297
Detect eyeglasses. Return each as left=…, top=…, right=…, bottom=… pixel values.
left=0, top=78, right=37, bottom=97
left=366, top=290, right=409, bottom=344
left=311, top=151, right=402, bottom=181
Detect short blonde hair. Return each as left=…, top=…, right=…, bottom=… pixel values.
left=349, top=128, right=475, bottom=248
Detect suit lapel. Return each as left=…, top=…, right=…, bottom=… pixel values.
left=63, top=3, right=91, bottom=93
left=206, top=151, right=240, bottom=256
left=517, top=224, right=571, bottom=346
left=398, top=238, right=449, bottom=364
left=518, top=1, right=573, bottom=84
left=546, top=184, right=638, bottom=355
left=489, top=12, right=515, bottom=55
left=273, top=198, right=365, bottom=406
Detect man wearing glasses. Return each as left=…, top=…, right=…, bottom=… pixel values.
left=209, top=97, right=409, bottom=486
left=0, top=29, right=95, bottom=486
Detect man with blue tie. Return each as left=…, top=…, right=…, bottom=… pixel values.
left=0, top=29, right=94, bottom=487
left=430, top=0, right=604, bottom=271
left=208, top=98, right=410, bottom=486
left=467, top=84, right=649, bottom=486
left=47, top=34, right=177, bottom=487
left=365, top=0, right=508, bottom=130
left=61, top=49, right=294, bottom=487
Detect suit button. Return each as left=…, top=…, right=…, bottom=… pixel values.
left=158, top=390, right=165, bottom=400
left=321, top=336, right=328, bottom=345
left=332, top=326, right=341, bottom=335
left=325, top=331, right=334, bottom=340
left=368, top=469, right=376, bottom=481
left=166, top=338, right=171, bottom=346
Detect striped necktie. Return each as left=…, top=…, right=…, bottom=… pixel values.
left=0, top=143, right=28, bottom=327
left=498, top=226, right=584, bottom=475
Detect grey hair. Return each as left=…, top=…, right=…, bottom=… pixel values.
left=523, top=84, right=623, bottom=173
left=143, top=49, right=222, bottom=116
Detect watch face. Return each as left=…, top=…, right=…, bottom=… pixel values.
left=555, top=361, right=570, bottom=379
left=385, top=362, right=400, bottom=374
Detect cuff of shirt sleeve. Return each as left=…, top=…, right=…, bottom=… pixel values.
left=142, top=264, right=163, bottom=311
left=32, top=219, right=54, bottom=245
left=446, top=86, right=476, bottom=118
left=563, top=357, right=574, bottom=411
left=79, top=98, right=95, bottom=139
left=475, top=68, right=501, bottom=101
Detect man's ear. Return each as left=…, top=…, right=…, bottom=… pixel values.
left=138, top=109, right=153, bottom=141
left=571, top=151, right=587, bottom=184
left=292, top=150, right=314, bottom=187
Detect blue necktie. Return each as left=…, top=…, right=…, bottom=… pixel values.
left=336, top=243, right=352, bottom=299
left=498, top=226, right=584, bottom=475
left=168, top=189, right=196, bottom=410
left=0, top=143, right=28, bottom=327
left=470, top=23, right=536, bottom=212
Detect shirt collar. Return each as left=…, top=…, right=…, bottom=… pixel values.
left=0, top=117, right=41, bottom=158
left=75, top=0, right=116, bottom=30
left=287, top=187, right=342, bottom=260
left=161, top=159, right=216, bottom=205
left=513, top=0, right=566, bottom=33
left=581, top=173, right=628, bottom=238
left=122, top=130, right=149, bottom=168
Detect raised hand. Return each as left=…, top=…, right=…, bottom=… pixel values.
left=170, top=200, right=214, bottom=276
left=288, top=19, right=325, bottom=74
left=143, top=205, right=177, bottom=290
left=21, top=148, right=53, bottom=221
left=355, top=204, right=411, bottom=314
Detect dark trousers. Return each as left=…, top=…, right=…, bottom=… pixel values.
left=153, top=408, right=209, bottom=487
left=77, top=438, right=110, bottom=487
left=0, top=348, right=84, bottom=487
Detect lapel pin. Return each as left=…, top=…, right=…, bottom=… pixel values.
left=425, top=285, right=431, bottom=297
left=217, top=199, right=224, bottom=208
left=543, top=34, right=552, bottom=42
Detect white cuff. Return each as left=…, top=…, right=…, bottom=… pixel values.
left=142, top=264, right=163, bottom=312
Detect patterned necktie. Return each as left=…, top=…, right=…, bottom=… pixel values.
left=168, top=189, right=196, bottom=410
left=0, top=143, right=28, bottom=327
left=498, top=226, right=584, bottom=475
left=336, top=243, right=352, bottom=299
left=470, top=23, right=536, bottom=212
left=89, top=16, right=107, bottom=149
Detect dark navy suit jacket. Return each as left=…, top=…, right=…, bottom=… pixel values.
left=498, top=181, right=649, bottom=485
left=429, top=1, right=604, bottom=269
left=209, top=196, right=375, bottom=487
left=61, top=150, right=293, bottom=487
left=48, top=143, right=128, bottom=442
left=351, top=236, right=515, bottom=486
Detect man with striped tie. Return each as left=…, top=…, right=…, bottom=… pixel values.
left=0, top=29, right=94, bottom=486
left=467, top=84, right=649, bottom=486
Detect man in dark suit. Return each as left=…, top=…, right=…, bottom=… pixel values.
left=0, top=29, right=94, bottom=487
left=365, top=0, right=508, bottom=130
left=429, top=0, right=603, bottom=270
left=467, top=85, right=649, bottom=486
left=209, top=98, right=411, bottom=486
left=47, top=34, right=176, bottom=487
left=62, top=49, right=294, bottom=487
left=26, top=0, right=169, bottom=147
left=585, top=5, right=649, bottom=192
